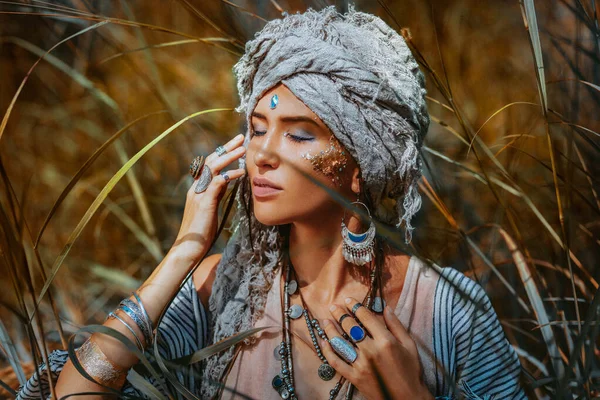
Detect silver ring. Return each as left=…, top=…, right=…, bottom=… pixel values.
left=351, top=302, right=364, bottom=315
left=215, top=145, right=227, bottom=157
left=194, top=165, right=212, bottom=193
left=338, top=313, right=352, bottom=325
left=221, top=172, right=231, bottom=184
left=329, top=336, right=357, bottom=364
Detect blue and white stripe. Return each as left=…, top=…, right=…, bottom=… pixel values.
left=433, top=268, right=527, bottom=399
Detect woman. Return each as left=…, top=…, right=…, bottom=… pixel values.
left=16, top=6, right=525, bottom=400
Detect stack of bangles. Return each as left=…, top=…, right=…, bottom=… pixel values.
left=74, top=291, right=154, bottom=388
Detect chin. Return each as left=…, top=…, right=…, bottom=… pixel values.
left=252, top=203, right=291, bottom=226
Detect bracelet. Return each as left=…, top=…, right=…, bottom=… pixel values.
left=106, top=311, right=144, bottom=352
left=132, top=291, right=154, bottom=331
left=75, top=337, right=128, bottom=388
left=118, top=300, right=152, bottom=347
left=132, top=291, right=155, bottom=347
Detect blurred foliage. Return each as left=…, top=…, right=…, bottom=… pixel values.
left=0, top=0, right=599, bottom=398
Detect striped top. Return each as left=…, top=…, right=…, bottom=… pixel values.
left=16, top=257, right=526, bottom=399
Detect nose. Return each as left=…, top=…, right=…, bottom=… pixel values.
left=252, top=129, right=281, bottom=170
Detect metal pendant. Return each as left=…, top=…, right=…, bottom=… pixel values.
left=287, top=280, right=298, bottom=295
left=318, top=363, right=336, bottom=381
left=288, top=304, right=303, bottom=319
left=279, top=388, right=290, bottom=399
left=371, top=297, right=386, bottom=313
left=272, top=375, right=285, bottom=389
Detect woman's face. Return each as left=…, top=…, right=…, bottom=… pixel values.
left=246, top=83, right=358, bottom=226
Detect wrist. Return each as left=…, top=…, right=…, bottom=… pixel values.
left=166, top=246, right=206, bottom=271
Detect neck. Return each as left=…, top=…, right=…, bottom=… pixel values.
left=287, top=209, right=371, bottom=306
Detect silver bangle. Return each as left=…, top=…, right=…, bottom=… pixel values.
left=132, top=291, right=154, bottom=344
left=106, top=311, right=144, bottom=352
left=118, top=300, right=152, bottom=347
left=132, top=291, right=153, bottom=330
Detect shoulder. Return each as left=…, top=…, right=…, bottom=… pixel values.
left=435, top=267, right=491, bottom=310
left=433, top=267, right=496, bottom=338
left=433, top=267, right=525, bottom=398
left=193, top=253, right=222, bottom=311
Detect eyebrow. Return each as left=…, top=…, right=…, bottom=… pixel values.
left=251, top=112, right=320, bottom=128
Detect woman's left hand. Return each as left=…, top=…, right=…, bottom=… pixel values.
left=319, top=297, right=433, bottom=400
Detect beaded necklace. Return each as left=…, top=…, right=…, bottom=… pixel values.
left=272, top=252, right=382, bottom=400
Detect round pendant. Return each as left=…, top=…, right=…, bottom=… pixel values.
left=280, top=388, right=290, bottom=399
left=272, top=374, right=284, bottom=389
left=371, top=296, right=386, bottom=313
left=287, top=280, right=298, bottom=295
left=318, top=363, right=336, bottom=381
left=288, top=304, right=303, bottom=319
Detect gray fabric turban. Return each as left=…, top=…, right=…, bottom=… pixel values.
left=201, top=6, right=429, bottom=399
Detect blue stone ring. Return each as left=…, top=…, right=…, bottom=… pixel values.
left=349, top=325, right=366, bottom=343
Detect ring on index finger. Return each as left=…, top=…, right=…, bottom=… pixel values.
left=194, top=165, right=212, bottom=194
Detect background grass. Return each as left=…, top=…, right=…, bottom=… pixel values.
left=0, top=0, right=599, bottom=398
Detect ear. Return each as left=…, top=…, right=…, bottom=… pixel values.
left=350, top=166, right=361, bottom=196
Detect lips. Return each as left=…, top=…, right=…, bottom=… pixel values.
left=252, top=177, right=282, bottom=198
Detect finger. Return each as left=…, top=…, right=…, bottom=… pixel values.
left=205, top=146, right=246, bottom=174
left=188, top=167, right=245, bottom=198
left=319, top=320, right=355, bottom=378
left=205, top=145, right=246, bottom=176
left=205, top=168, right=246, bottom=196
left=383, top=305, right=416, bottom=354
left=329, top=304, right=368, bottom=345
left=187, top=148, right=245, bottom=197
left=205, top=133, right=245, bottom=164
left=344, top=297, right=389, bottom=340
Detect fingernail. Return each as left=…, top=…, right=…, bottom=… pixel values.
left=345, top=298, right=352, bottom=304
left=329, top=304, right=337, bottom=312
left=323, top=319, right=330, bottom=327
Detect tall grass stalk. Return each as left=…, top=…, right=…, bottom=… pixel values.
left=0, top=1, right=598, bottom=398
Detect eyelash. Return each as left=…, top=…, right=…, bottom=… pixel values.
left=252, top=130, right=314, bottom=143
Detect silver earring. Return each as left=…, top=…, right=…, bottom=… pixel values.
left=341, top=201, right=376, bottom=266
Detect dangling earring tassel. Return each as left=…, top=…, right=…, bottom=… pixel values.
left=341, top=202, right=376, bottom=267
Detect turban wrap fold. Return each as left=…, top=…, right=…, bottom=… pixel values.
left=201, top=6, right=429, bottom=399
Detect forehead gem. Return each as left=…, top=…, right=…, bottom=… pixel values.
left=270, top=94, right=279, bottom=109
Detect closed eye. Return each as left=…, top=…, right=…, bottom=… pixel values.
left=286, top=133, right=314, bottom=143
left=251, top=130, right=315, bottom=143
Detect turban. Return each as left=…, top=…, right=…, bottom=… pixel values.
left=201, top=6, right=429, bottom=398
left=235, top=5, right=429, bottom=232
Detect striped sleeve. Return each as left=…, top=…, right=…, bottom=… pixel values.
left=433, top=268, right=526, bottom=400
left=15, top=276, right=208, bottom=400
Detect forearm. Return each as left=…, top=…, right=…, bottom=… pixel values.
left=54, top=249, right=199, bottom=399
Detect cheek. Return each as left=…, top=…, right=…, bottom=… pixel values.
left=301, top=139, right=350, bottom=188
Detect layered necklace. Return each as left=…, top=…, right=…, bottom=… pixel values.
left=271, top=252, right=384, bottom=400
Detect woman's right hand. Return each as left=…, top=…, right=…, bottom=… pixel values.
left=171, top=133, right=246, bottom=266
